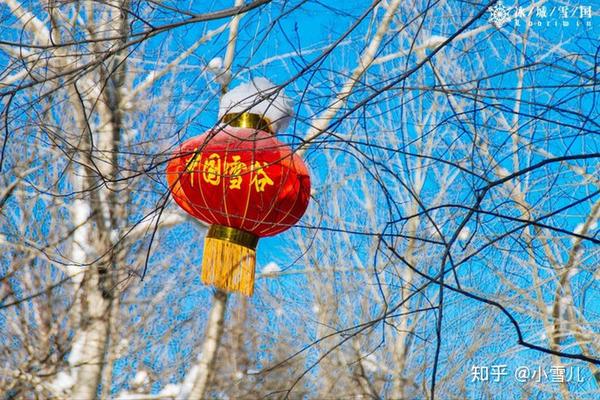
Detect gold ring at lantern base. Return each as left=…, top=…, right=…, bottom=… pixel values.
left=207, top=225, right=259, bottom=250
left=222, top=112, right=273, bottom=134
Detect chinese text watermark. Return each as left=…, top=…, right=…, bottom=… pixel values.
left=488, top=2, right=594, bottom=28
left=471, top=364, right=587, bottom=383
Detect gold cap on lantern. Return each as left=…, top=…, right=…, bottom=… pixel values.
left=222, top=112, right=273, bottom=134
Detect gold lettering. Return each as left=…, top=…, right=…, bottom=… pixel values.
left=224, top=155, right=247, bottom=189
left=202, top=153, right=221, bottom=185
left=250, top=161, right=274, bottom=192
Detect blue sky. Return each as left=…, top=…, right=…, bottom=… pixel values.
left=1, top=0, right=599, bottom=398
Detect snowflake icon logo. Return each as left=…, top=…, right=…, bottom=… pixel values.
left=488, top=1, right=511, bottom=27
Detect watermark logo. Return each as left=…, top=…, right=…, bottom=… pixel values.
left=487, top=2, right=594, bottom=29
left=489, top=1, right=512, bottom=27
left=471, top=364, right=587, bottom=383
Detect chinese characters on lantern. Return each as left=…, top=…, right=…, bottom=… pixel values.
left=225, top=155, right=245, bottom=189
left=185, top=151, right=274, bottom=192
left=202, top=153, right=221, bottom=186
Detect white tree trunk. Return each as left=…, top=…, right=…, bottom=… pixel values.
left=183, top=291, right=228, bottom=399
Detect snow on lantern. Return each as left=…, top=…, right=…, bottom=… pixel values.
left=166, top=79, right=310, bottom=296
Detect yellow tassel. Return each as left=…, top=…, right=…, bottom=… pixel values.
left=201, top=225, right=258, bottom=296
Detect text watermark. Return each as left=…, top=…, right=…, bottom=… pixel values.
left=471, top=364, right=587, bottom=383
left=488, top=2, right=595, bottom=28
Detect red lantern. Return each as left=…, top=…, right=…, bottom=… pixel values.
left=166, top=113, right=311, bottom=296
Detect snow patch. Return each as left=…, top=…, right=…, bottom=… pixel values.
left=207, top=57, right=223, bottom=71
left=219, top=78, right=294, bottom=132
left=49, top=371, right=75, bottom=393
left=132, top=370, right=149, bottom=387
left=160, top=383, right=181, bottom=397
left=458, top=226, right=471, bottom=241
left=421, top=35, right=448, bottom=49
left=146, top=71, right=158, bottom=82
left=262, top=262, right=280, bottom=275
left=207, top=57, right=227, bottom=84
